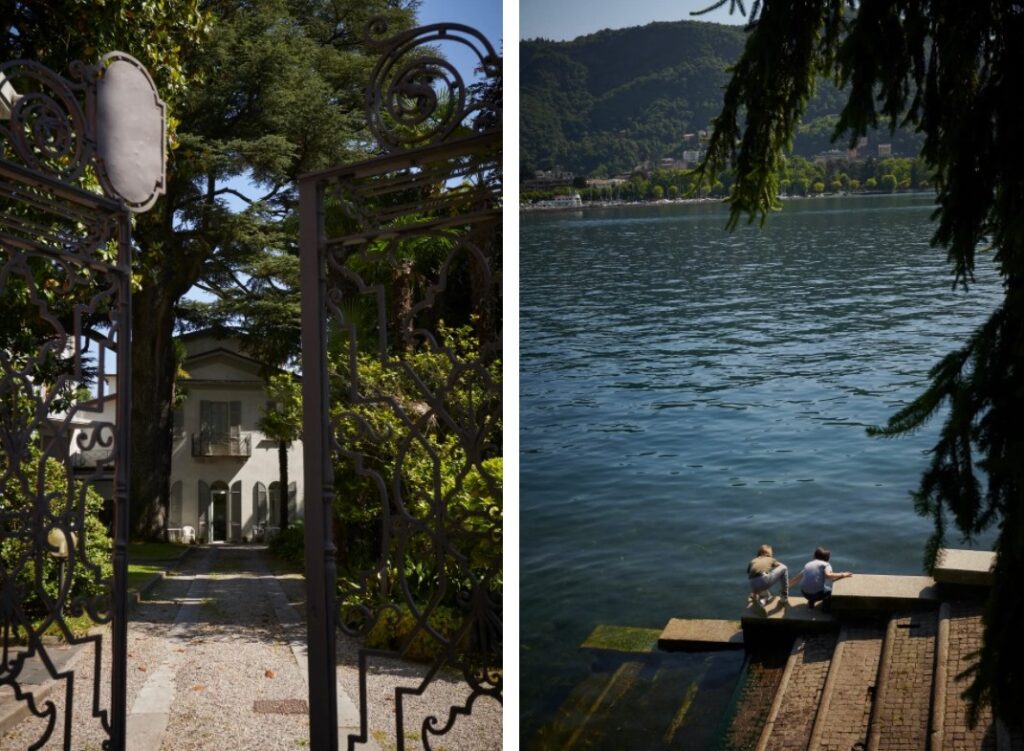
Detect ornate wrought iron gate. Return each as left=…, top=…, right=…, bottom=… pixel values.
left=298, top=20, right=502, bottom=751
left=1, top=53, right=163, bottom=750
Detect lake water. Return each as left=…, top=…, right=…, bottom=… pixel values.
left=519, top=194, right=1002, bottom=744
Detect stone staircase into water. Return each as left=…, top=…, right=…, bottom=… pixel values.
left=712, top=549, right=1020, bottom=751
left=531, top=549, right=1023, bottom=750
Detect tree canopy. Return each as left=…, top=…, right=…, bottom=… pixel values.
left=696, top=0, right=1024, bottom=727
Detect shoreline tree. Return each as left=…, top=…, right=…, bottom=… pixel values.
left=693, top=0, right=1024, bottom=727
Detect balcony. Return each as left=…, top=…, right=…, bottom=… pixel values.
left=191, top=431, right=252, bottom=457
left=69, top=446, right=115, bottom=468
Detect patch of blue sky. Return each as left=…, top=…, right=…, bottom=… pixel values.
left=520, top=0, right=745, bottom=41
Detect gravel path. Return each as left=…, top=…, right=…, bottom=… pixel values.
left=0, top=545, right=501, bottom=750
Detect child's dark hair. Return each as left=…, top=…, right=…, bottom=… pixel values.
left=814, top=546, right=831, bottom=562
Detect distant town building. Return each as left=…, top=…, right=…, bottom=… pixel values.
left=877, top=143, right=892, bottom=156
left=523, top=168, right=575, bottom=190
left=813, top=149, right=847, bottom=165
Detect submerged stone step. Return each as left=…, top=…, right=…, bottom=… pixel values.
left=580, top=624, right=661, bottom=654
left=933, top=548, right=995, bottom=587
left=830, top=574, right=939, bottom=612
left=530, top=661, right=645, bottom=750
left=658, top=619, right=744, bottom=650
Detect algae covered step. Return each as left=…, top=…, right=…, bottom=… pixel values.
left=581, top=624, right=662, bottom=653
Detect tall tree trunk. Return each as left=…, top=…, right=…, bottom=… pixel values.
left=129, top=283, right=178, bottom=540
left=393, top=259, right=415, bottom=352
left=279, top=439, right=289, bottom=531
left=469, top=227, right=499, bottom=360
left=129, top=174, right=205, bottom=540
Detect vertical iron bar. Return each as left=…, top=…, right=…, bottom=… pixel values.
left=109, top=210, right=132, bottom=751
left=299, top=177, right=339, bottom=751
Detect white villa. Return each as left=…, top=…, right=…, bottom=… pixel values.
left=61, top=329, right=304, bottom=543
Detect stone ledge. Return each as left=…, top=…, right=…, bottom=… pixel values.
left=658, top=618, right=744, bottom=650
left=830, top=574, right=939, bottom=612
left=933, top=548, right=995, bottom=587
left=740, top=596, right=837, bottom=630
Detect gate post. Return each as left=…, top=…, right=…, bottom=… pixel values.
left=299, top=175, right=339, bottom=750
left=297, top=18, right=502, bottom=751
left=0, top=51, right=163, bottom=750
left=109, top=211, right=134, bottom=751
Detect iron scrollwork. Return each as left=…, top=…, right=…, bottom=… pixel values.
left=299, top=19, right=501, bottom=751
left=364, top=19, right=501, bottom=153
left=1, top=50, right=156, bottom=750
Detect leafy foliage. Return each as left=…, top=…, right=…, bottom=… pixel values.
left=268, top=521, right=306, bottom=566
left=701, top=0, right=1024, bottom=727
left=333, top=323, right=502, bottom=610
left=366, top=601, right=464, bottom=663
left=0, top=444, right=111, bottom=633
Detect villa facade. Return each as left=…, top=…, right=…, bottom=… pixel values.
left=63, top=329, right=304, bottom=543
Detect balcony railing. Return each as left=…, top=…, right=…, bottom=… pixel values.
left=191, top=431, right=251, bottom=457
left=69, top=447, right=115, bottom=468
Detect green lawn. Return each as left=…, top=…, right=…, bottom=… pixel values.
left=128, top=541, right=189, bottom=562
left=127, top=541, right=190, bottom=594
left=20, top=543, right=191, bottom=644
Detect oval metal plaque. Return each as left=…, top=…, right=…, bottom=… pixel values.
left=96, top=52, right=166, bottom=213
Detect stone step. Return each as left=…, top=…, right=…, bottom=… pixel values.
left=580, top=624, right=661, bottom=654
left=868, top=610, right=938, bottom=751
left=933, top=548, right=995, bottom=587
left=830, top=574, right=940, bottom=613
left=740, top=595, right=837, bottom=631
left=758, top=632, right=837, bottom=751
left=659, top=619, right=744, bottom=651
left=720, top=641, right=794, bottom=751
left=932, top=601, right=1000, bottom=751
left=808, top=621, right=886, bottom=751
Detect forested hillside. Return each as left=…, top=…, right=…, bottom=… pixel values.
left=521, top=19, right=923, bottom=177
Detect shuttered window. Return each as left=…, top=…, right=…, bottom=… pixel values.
left=199, top=400, right=242, bottom=453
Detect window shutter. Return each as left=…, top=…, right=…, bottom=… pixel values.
left=253, top=482, right=267, bottom=526
left=198, top=480, right=210, bottom=542
left=231, top=481, right=242, bottom=541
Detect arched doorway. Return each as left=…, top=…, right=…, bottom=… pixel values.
left=210, top=480, right=229, bottom=542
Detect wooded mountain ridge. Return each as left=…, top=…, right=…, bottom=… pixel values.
left=521, top=19, right=924, bottom=178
